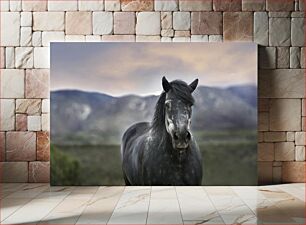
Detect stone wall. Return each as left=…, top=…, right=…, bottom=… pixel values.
left=0, top=0, right=305, bottom=184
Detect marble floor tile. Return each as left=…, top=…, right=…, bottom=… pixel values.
left=76, top=186, right=124, bottom=224
left=0, top=197, right=32, bottom=221
left=108, top=186, right=150, bottom=224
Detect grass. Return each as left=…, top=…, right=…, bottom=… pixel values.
left=51, top=129, right=257, bottom=186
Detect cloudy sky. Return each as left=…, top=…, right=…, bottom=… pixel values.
left=51, top=43, right=257, bottom=96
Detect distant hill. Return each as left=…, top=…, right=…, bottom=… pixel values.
left=51, top=85, right=257, bottom=145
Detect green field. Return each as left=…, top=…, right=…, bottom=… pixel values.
left=51, top=130, right=257, bottom=186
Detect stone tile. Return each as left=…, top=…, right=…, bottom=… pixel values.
left=295, top=146, right=305, bottom=161
left=258, top=162, right=273, bottom=185
left=191, top=35, right=208, bottom=42
left=34, top=47, right=49, bottom=68
left=25, top=69, right=49, bottom=98
left=259, top=69, right=304, bottom=98
left=136, top=12, right=160, bottom=35
left=85, top=35, right=101, bottom=42
left=41, top=114, right=49, bottom=131
left=93, top=12, right=113, bottom=35
left=242, top=0, right=265, bottom=11
left=299, top=0, right=304, bottom=11
left=42, top=32, right=65, bottom=47
left=0, top=99, right=15, bottom=131
left=29, top=161, right=50, bottom=183
left=0, top=69, right=24, bottom=98
left=268, top=12, right=290, bottom=17
left=15, top=47, right=33, bottom=68
left=22, top=0, right=47, bottom=11
left=259, top=47, right=276, bottom=69
left=102, top=35, right=135, bottom=42
left=136, top=35, right=161, bottom=42
left=258, top=143, right=274, bottom=161
left=258, top=98, right=269, bottom=112
left=223, top=12, right=253, bottom=41
left=155, top=0, right=178, bottom=11
left=1, top=0, right=9, bottom=11
left=282, top=162, right=305, bottom=182
left=37, top=131, right=50, bottom=161
left=114, top=12, right=135, bottom=35
left=264, top=132, right=286, bottom=142
left=0, top=47, right=4, bottom=69
left=303, top=99, right=305, bottom=117
left=1, top=12, right=20, bottom=46
left=254, top=12, right=268, bottom=46
left=173, top=12, right=190, bottom=30
left=66, top=12, right=92, bottom=35
left=270, top=99, right=301, bottom=131
left=65, top=35, right=86, bottom=42
left=275, top=142, right=295, bottom=161
left=16, top=99, right=41, bottom=115
left=172, top=36, right=190, bottom=42
left=32, top=31, right=42, bottom=47
left=21, top=12, right=32, bottom=27
left=208, top=35, right=222, bottom=42
left=0, top=132, right=4, bottom=161
left=301, top=47, right=305, bottom=69
left=161, top=37, right=172, bottom=42
left=258, top=132, right=264, bottom=142
left=258, top=112, right=269, bottom=131
left=9, top=1, right=21, bottom=12
left=105, top=0, right=120, bottom=11
left=179, top=0, right=212, bottom=11
left=272, top=166, right=282, bottom=184
left=6, top=132, right=36, bottom=161
left=266, top=0, right=294, bottom=11
left=269, top=18, right=290, bottom=46
left=27, top=115, right=41, bottom=131
left=48, top=0, right=77, bottom=11
left=20, top=27, right=32, bottom=46
left=78, top=0, right=104, bottom=11
left=16, top=114, right=27, bottom=131
left=286, top=132, right=295, bottom=142
left=295, top=132, right=305, bottom=146
left=213, top=0, right=242, bottom=11
left=291, top=18, right=304, bottom=47
left=291, top=12, right=305, bottom=17
left=276, top=47, right=289, bottom=68
left=121, top=0, right=153, bottom=11
left=33, top=12, right=65, bottom=31
left=5, top=47, right=14, bottom=68
left=290, top=47, right=301, bottom=69
left=161, top=29, right=174, bottom=37
left=174, top=30, right=190, bottom=37
left=0, top=162, right=28, bottom=182
left=42, top=99, right=50, bottom=113
left=161, top=12, right=172, bottom=29
left=191, top=12, right=222, bottom=35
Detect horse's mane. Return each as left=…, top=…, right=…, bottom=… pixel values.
left=151, top=80, right=194, bottom=131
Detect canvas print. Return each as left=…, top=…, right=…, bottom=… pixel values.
left=51, top=43, right=257, bottom=186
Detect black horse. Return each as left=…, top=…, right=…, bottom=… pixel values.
left=121, top=77, right=202, bottom=185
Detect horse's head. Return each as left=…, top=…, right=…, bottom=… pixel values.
left=162, top=76, right=198, bottom=151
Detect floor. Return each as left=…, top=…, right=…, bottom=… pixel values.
left=0, top=183, right=305, bottom=224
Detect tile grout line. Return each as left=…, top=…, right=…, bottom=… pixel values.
left=105, top=186, right=126, bottom=225
left=75, top=186, right=100, bottom=224
left=145, top=186, right=152, bottom=225
left=174, top=186, right=184, bottom=225
left=201, top=186, right=226, bottom=225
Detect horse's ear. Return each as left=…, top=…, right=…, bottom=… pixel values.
left=162, top=76, right=171, bottom=92
left=189, top=79, right=199, bottom=93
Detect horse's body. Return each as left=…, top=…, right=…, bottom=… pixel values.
left=121, top=78, right=202, bottom=185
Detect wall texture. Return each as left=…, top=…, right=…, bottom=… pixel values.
left=0, top=0, right=305, bottom=184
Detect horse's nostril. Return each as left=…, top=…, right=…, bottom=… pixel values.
left=173, top=132, right=179, bottom=140
left=186, top=131, right=191, bottom=140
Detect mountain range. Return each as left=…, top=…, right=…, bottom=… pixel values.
left=51, top=85, right=257, bottom=145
